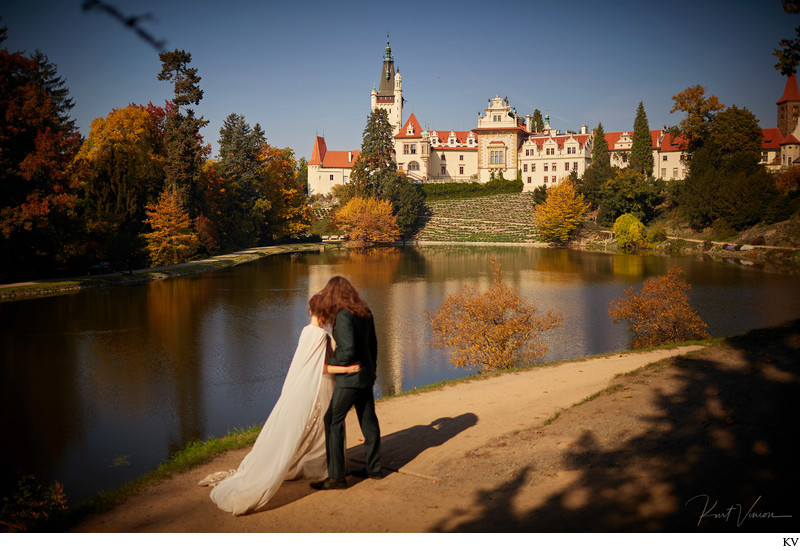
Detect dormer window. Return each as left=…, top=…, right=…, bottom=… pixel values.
left=407, top=124, right=414, bottom=136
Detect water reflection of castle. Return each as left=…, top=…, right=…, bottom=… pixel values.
left=307, top=247, right=622, bottom=395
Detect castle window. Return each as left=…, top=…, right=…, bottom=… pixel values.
left=459, top=166, right=464, bottom=175
left=409, top=161, right=420, bottom=171
left=551, top=163, right=556, bottom=171
left=564, top=162, right=569, bottom=171
left=410, top=144, right=416, bottom=154
left=329, top=175, right=334, bottom=180
left=441, top=166, right=446, bottom=175
left=403, top=144, right=410, bottom=154
left=532, top=163, right=536, bottom=172
left=490, top=150, right=504, bottom=164
left=459, top=154, right=464, bottom=161
left=573, top=162, right=578, bottom=171
left=527, top=177, right=531, bottom=184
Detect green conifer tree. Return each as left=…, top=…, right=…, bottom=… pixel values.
left=630, top=102, right=654, bottom=175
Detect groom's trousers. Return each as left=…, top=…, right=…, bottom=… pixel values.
left=325, top=385, right=381, bottom=481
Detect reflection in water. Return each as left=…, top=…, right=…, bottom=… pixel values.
left=1, top=246, right=799, bottom=503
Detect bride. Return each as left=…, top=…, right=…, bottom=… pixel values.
left=199, top=295, right=359, bottom=516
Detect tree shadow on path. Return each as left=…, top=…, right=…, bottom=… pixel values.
left=435, top=320, right=800, bottom=532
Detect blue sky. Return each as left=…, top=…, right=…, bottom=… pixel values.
left=3, top=0, right=797, bottom=161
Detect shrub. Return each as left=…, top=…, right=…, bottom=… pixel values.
left=0, top=475, right=68, bottom=532
left=609, top=266, right=710, bottom=349
left=426, top=259, right=563, bottom=371
left=613, top=213, right=646, bottom=249
left=646, top=227, right=667, bottom=244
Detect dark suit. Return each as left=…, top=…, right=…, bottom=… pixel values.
left=324, top=308, right=381, bottom=480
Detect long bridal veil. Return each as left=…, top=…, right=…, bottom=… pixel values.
left=204, top=324, right=335, bottom=516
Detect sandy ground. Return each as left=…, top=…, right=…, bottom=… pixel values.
left=72, top=324, right=800, bottom=533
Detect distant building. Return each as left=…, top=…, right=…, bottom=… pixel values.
left=308, top=41, right=799, bottom=196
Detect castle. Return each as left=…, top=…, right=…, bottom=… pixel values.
left=308, top=40, right=800, bottom=197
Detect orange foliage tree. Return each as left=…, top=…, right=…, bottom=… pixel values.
left=332, top=196, right=400, bottom=246
left=426, top=259, right=564, bottom=372
left=254, top=144, right=312, bottom=241
left=609, top=266, right=710, bottom=349
left=141, top=189, right=200, bottom=266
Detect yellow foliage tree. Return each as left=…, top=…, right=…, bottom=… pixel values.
left=613, top=213, right=646, bottom=249
left=609, top=266, right=710, bottom=349
left=332, top=196, right=400, bottom=246
left=533, top=176, right=589, bottom=244
left=141, top=189, right=200, bottom=267
left=426, top=259, right=564, bottom=372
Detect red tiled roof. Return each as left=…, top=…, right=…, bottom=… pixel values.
left=430, top=129, right=476, bottom=149
left=309, top=136, right=359, bottom=167
left=322, top=150, right=360, bottom=168
left=520, top=133, right=591, bottom=151
left=659, top=133, right=688, bottom=152
left=776, top=129, right=799, bottom=146
left=777, top=73, right=800, bottom=104
left=396, top=114, right=424, bottom=138
left=309, top=136, right=327, bottom=165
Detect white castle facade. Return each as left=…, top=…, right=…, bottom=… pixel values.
left=308, top=40, right=800, bottom=197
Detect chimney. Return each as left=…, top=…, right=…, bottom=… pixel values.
left=526, top=114, right=533, bottom=133
left=348, top=152, right=353, bottom=163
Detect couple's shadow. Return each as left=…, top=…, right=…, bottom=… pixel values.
left=261, top=412, right=478, bottom=512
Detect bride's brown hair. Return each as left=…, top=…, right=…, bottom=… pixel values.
left=315, top=276, right=371, bottom=326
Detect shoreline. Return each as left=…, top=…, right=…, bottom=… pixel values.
left=4, top=236, right=800, bottom=303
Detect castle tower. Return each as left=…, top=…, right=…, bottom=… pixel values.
left=370, top=36, right=403, bottom=134
left=777, top=72, right=800, bottom=136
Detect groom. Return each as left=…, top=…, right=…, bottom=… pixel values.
left=312, top=276, right=382, bottom=490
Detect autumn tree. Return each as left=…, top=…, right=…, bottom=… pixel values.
left=332, top=196, right=400, bottom=246
left=75, top=103, right=166, bottom=261
left=141, top=188, right=200, bottom=267
left=668, top=85, right=725, bottom=152
left=609, top=266, right=710, bottom=349
left=533, top=176, right=589, bottom=243
left=157, top=49, right=208, bottom=217
left=426, top=259, right=563, bottom=372
left=630, top=102, right=653, bottom=175
left=0, top=35, right=84, bottom=279
left=775, top=0, right=800, bottom=75
left=337, top=108, right=423, bottom=236
left=253, top=144, right=312, bottom=242
left=613, top=213, right=646, bottom=250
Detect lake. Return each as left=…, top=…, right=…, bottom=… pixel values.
left=2, top=245, right=800, bottom=503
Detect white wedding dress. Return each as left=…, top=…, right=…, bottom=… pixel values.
left=202, top=324, right=335, bottom=516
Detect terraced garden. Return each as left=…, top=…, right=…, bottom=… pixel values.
left=412, top=193, right=540, bottom=243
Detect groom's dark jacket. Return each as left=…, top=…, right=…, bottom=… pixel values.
left=328, top=308, right=378, bottom=389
